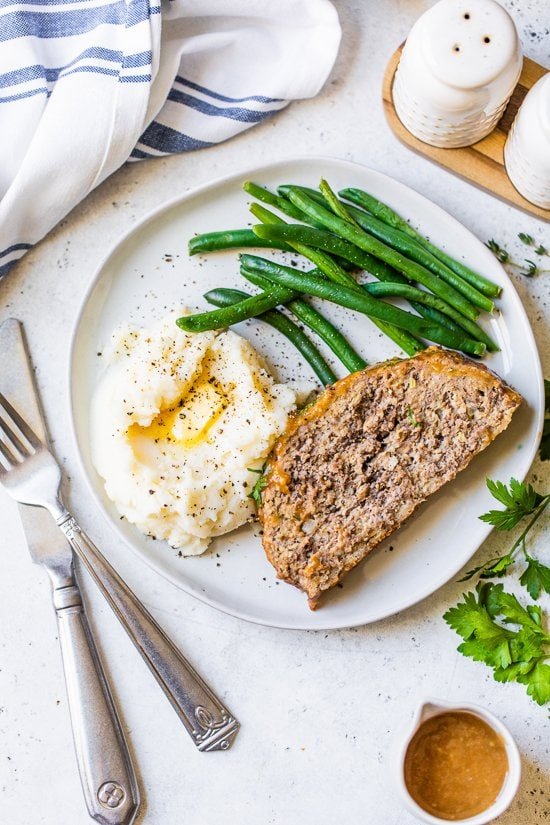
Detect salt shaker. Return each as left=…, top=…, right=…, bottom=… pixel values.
left=393, top=0, right=522, bottom=148
left=504, top=73, right=550, bottom=209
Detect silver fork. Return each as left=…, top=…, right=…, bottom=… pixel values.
left=0, top=391, right=239, bottom=752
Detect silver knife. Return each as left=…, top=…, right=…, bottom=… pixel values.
left=0, top=319, right=140, bottom=825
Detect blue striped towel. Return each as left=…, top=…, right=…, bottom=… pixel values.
left=0, top=0, right=340, bottom=277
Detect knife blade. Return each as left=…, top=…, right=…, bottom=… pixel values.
left=0, top=318, right=140, bottom=825
left=0, top=319, right=70, bottom=568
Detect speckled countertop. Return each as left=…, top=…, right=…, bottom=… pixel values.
left=1, top=2, right=549, bottom=824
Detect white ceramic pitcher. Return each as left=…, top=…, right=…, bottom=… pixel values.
left=395, top=697, right=522, bottom=824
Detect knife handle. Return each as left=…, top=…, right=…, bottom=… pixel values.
left=53, top=580, right=140, bottom=825
left=58, top=513, right=239, bottom=752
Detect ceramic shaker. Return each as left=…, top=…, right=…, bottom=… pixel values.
left=393, top=0, right=522, bottom=148
left=504, top=73, right=550, bottom=209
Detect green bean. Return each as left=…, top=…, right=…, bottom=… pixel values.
left=188, top=228, right=293, bottom=255
left=363, top=282, right=497, bottom=351
left=243, top=181, right=311, bottom=223
left=249, top=202, right=352, bottom=286
left=250, top=205, right=423, bottom=356
left=319, top=178, right=363, bottom=229
left=339, top=188, right=501, bottom=298
left=240, top=256, right=486, bottom=357
left=412, top=304, right=473, bottom=336
left=176, top=288, right=287, bottom=332
left=267, top=193, right=481, bottom=323
left=204, top=287, right=336, bottom=385
left=317, top=180, right=494, bottom=313
left=239, top=268, right=367, bottom=372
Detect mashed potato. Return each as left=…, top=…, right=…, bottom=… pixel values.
left=91, top=311, right=302, bottom=555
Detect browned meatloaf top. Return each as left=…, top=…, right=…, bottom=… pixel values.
left=260, top=347, right=522, bottom=608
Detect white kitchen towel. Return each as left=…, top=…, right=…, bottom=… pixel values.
left=0, top=0, right=340, bottom=277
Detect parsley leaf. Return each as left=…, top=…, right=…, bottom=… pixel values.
left=518, top=663, right=550, bottom=706
left=459, top=554, right=514, bottom=581
left=520, top=556, right=550, bottom=600
left=479, top=478, right=543, bottom=530
left=247, top=465, right=268, bottom=508
left=493, top=660, right=535, bottom=682
left=518, top=232, right=534, bottom=246
left=535, top=244, right=548, bottom=256
left=485, top=583, right=545, bottom=634
left=444, top=587, right=514, bottom=669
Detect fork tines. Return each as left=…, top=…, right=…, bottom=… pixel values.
left=0, top=392, right=41, bottom=468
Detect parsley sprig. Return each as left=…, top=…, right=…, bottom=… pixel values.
left=444, top=582, right=550, bottom=705
left=445, top=476, right=550, bottom=706
left=460, top=478, right=550, bottom=595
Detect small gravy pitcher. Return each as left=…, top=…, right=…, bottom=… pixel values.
left=396, top=698, right=521, bottom=824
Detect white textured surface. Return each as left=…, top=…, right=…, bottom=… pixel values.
left=0, top=2, right=549, bottom=824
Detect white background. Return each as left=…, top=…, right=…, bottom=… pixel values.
left=1, top=2, right=549, bottom=823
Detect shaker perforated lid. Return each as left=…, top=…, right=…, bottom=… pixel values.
left=420, top=0, right=519, bottom=90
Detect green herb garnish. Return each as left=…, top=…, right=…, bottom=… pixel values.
left=487, top=236, right=550, bottom=277
left=406, top=406, right=422, bottom=428
left=460, top=478, right=549, bottom=582
left=247, top=465, right=268, bottom=507
left=486, top=239, right=509, bottom=263
left=446, top=477, right=550, bottom=706
left=444, top=582, right=550, bottom=705
left=520, top=259, right=538, bottom=277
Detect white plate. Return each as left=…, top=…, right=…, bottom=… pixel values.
left=69, top=156, right=544, bottom=631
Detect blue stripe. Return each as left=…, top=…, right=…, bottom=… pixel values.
left=120, top=73, right=151, bottom=83
left=175, top=76, right=282, bottom=105
left=0, top=49, right=152, bottom=90
left=61, top=65, right=119, bottom=79
left=139, top=121, right=213, bottom=154
left=167, top=88, right=276, bottom=124
left=0, top=63, right=44, bottom=88
left=0, top=243, right=32, bottom=259
left=130, top=147, right=157, bottom=159
left=122, top=50, right=151, bottom=69
left=0, top=0, right=90, bottom=7
left=0, top=86, right=48, bottom=102
left=0, top=1, right=158, bottom=43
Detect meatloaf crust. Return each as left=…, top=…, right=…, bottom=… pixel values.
left=260, top=347, right=522, bottom=608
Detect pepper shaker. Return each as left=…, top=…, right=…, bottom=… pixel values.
left=393, top=0, right=522, bottom=148
left=504, top=73, right=550, bottom=210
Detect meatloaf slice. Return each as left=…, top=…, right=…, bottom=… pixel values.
left=260, top=346, right=522, bottom=609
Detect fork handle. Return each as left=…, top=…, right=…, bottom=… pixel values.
left=54, top=579, right=139, bottom=825
left=58, top=513, right=239, bottom=752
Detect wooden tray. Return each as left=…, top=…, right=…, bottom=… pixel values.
left=383, top=46, right=549, bottom=222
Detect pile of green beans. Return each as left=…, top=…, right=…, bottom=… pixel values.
left=179, top=176, right=501, bottom=382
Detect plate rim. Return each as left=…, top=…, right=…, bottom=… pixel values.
left=68, top=154, right=545, bottom=631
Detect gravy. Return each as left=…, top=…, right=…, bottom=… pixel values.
left=404, top=711, right=508, bottom=821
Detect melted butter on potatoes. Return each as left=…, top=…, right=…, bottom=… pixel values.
left=91, top=311, right=302, bottom=555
